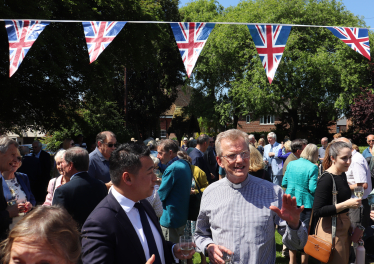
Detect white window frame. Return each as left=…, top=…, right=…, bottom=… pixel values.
left=246, top=115, right=250, bottom=123
left=260, top=115, right=275, bottom=125
left=160, top=130, right=167, bottom=138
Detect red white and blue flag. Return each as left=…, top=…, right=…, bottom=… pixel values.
left=170, top=22, right=215, bottom=78
left=247, top=25, right=291, bottom=84
left=327, top=27, right=370, bottom=60
left=82, top=21, right=126, bottom=63
left=5, top=20, right=49, bottom=77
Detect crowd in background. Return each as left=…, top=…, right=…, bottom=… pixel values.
left=0, top=130, right=373, bottom=264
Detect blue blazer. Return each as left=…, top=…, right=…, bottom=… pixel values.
left=2, top=172, right=36, bottom=206
left=81, top=192, right=174, bottom=264
left=263, top=142, right=283, bottom=176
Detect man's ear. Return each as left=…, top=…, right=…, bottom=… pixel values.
left=122, top=171, right=133, bottom=186
left=216, top=156, right=224, bottom=168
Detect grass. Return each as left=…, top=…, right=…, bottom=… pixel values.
left=191, top=231, right=320, bottom=264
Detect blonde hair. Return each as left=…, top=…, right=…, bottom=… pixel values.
left=256, top=138, right=265, bottom=147
left=216, top=129, right=249, bottom=157
left=248, top=144, right=265, bottom=172
left=284, top=141, right=292, bottom=152
left=300, top=144, right=319, bottom=163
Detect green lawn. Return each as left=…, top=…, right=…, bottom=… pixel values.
left=192, top=231, right=320, bottom=264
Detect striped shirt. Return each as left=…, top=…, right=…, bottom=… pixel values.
left=194, top=175, right=308, bottom=264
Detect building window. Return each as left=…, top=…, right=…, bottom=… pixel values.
left=246, top=115, right=250, bottom=123
left=260, top=115, right=275, bottom=125
left=336, top=126, right=340, bottom=133
left=161, top=130, right=167, bottom=138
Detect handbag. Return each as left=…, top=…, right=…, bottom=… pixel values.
left=304, top=172, right=337, bottom=263
left=187, top=166, right=203, bottom=221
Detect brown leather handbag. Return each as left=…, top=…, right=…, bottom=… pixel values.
left=304, top=173, right=337, bottom=263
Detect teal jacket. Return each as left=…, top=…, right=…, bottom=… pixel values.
left=158, top=159, right=192, bottom=228
left=281, top=158, right=318, bottom=209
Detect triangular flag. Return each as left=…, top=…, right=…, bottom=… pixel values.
left=82, top=21, right=127, bottom=63
left=5, top=20, right=49, bottom=77
left=327, top=27, right=370, bottom=60
left=247, top=25, right=291, bottom=84
left=170, top=22, right=215, bottom=78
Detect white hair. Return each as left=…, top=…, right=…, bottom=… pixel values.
left=248, top=134, right=255, bottom=140
left=267, top=132, right=277, bottom=140
left=54, top=149, right=66, bottom=162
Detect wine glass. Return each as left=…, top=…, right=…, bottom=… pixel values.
left=179, top=235, right=193, bottom=264
left=218, top=244, right=233, bottom=264
left=354, top=186, right=364, bottom=208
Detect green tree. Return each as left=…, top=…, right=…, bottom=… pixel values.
left=183, top=0, right=372, bottom=141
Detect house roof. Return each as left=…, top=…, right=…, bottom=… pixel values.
left=161, top=85, right=192, bottom=116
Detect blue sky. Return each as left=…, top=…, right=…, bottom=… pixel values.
left=179, top=0, right=374, bottom=28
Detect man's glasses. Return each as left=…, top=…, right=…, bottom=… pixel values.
left=103, top=143, right=117, bottom=148
left=368, top=140, right=374, bottom=142
left=221, top=151, right=250, bottom=162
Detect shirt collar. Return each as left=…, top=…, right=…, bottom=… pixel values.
left=352, top=149, right=357, bottom=156
left=225, top=173, right=250, bottom=189
left=111, top=187, right=136, bottom=213
left=95, top=147, right=108, bottom=162
left=70, top=171, right=86, bottom=181
left=166, top=156, right=179, bottom=168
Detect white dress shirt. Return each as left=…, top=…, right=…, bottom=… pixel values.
left=111, top=187, right=175, bottom=264
left=346, top=150, right=372, bottom=199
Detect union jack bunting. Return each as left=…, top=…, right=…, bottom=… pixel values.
left=82, top=21, right=127, bottom=63
left=170, top=22, right=215, bottom=78
left=327, top=27, right=370, bottom=60
left=247, top=25, right=291, bottom=84
left=5, top=20, right=49, bottom=77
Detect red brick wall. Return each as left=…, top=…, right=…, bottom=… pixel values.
left=160, top=118, right=172, bottom=131
left=237, top=116, right=280, bottom=133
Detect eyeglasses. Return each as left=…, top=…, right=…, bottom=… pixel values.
left=221, top=151, right=250, bottom=162
left=103, top=143, right=117, bottom=148
left=368, top=140, right=374, bottom=142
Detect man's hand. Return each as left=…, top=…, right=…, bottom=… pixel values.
left=270, top=194, right=304, bottom=229
left=210, top=173, right=215, bottom=179
left=206, top=244, right=232, bottom=264
left=268, top=152, right=275, bottom=157
left=146, top=254, right=155, bottom=264
left=370, top=211, right=374, bottom=221
left=6, top=204, right=18, bottom=218
left=173, top=242, right=196, bottom=260
left=105, top=181, right=113, bottom=190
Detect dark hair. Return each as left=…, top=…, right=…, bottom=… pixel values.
left=196, top=134, right=210, bottom=145
left=110, top=143, right=150, bottom=186
left=322, top=141, right=351, bottom=170
left=95, top=131, right=116, bottom=146
left=0, top=206, right=81, bottom=264
left=64, top=147, right=89, bottom=171
left=291, top=139, right=304, bottom=153
left=187, top=139, right=197, bottom=148
left=157, top=139, right=179, bottom=154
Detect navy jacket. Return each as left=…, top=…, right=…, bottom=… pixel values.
left=52, top=171, right=107, bottom=230
left=189, top=148, right=212, bottom=183
left=2, top=173, right=36, bottom=206
left=81, top=192, right=174, bottom=264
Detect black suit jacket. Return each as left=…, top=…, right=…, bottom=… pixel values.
left=52, top=172, right=107, bottom=229
left=81, top=192, right=174, bottom=264
left=38, top=150, right=52, bottom=186
left=204, top=146, right=218, bottom=182
left=189, top=148, right=213, bottom=184
left=0, top=180, right=10, bottom=240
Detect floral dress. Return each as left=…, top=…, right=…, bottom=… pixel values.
left=5, top=177, right=27, bottom=229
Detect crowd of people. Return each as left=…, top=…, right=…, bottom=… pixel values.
left=0, top=130, right=373, bottom=264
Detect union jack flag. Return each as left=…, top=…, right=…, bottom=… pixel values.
left=247, top=25, right=291, bottom=84
left=82, top=21, right=127, bottom=63
left=5, top=20, right=49, bottom=77
left=327, top=27, right=370, bottom=60
left=170, top=22, right=215, bottom=78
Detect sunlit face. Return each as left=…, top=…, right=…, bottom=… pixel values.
left=0, top=144, right=19, bottom=173
left=98, top=135, right=117, bottom=160
left=131, top=156, right=157, bottom=200
left=321, top=139, right=328, bottom=148
left=157, top=146, right=172, bottom=165
left=9, top=150, right=22, bottom=173
left=367, top=135, right=374, bottom=148
left=10, top=237, right=69, bottom=264
left=56, top=156, right=65, bottom=175
left=61, top=156, right=72, bottom=177
left=217, top=138, right=250, bottom=184
left=267, top=136, right=276, bottom=145
left=331, top=147, right=352, bottom=173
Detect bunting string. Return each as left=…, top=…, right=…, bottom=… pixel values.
left=1, top=19, right=372, bottom=81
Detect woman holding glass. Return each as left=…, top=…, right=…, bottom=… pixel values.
left=1, top=149, right=35, bottom=229
left=312, top=141, right=361, bottom=264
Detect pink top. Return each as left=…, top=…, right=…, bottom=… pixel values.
left=43, top=175, right=63, bottom=206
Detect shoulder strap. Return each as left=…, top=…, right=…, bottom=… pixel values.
left=52, top=177, right=58, bottom=192
left=328, top=172, right=337, bottom=249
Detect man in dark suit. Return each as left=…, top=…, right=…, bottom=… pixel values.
left=32, top=140, right=52, bottom=203
left=189, top=134, right=215, bottom=184
left=204, top=137, right=218, bottom=182
left=0, top=137, right=20, bottom=240
left=81, top=143, right=195, bottom=264
left=52, top=147, right=107, bottom=230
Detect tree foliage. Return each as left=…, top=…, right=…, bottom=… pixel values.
left=182, top=0, right=372, bottom=141
left=0, top=0, right=184, bottom=140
